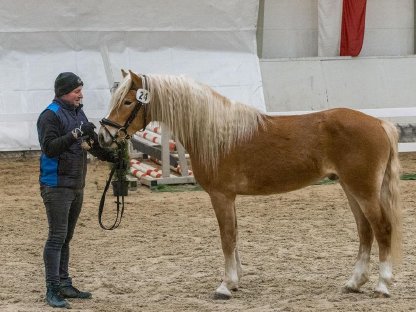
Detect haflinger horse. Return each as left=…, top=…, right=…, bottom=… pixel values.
left=98, top=70, right=402, bottom=299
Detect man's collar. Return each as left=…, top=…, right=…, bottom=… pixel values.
left=53, top=97, right=83, bottom=111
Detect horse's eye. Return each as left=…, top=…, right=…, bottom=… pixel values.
left=124, top=100, right=133, bottom=105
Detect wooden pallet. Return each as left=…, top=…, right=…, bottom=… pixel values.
left=130, top=124, right=195, bottom=187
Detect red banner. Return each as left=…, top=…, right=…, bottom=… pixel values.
left=340, top=0, right=367, bottom=56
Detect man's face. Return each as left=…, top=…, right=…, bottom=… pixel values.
left=60, top=86, right=83, bottom=107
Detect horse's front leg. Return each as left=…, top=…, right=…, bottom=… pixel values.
left=209, top=191, right=240, bottom=299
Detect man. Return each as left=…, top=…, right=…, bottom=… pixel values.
left=37, top=72, right=116, bottom=308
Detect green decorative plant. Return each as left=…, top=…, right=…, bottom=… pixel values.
left=111, top=141, right=130, bottom=196
left=114, top=141, right=130, bottom=177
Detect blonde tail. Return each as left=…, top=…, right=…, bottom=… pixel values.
left=381, top=121, right=402, bottom=265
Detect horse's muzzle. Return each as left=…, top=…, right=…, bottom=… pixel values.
left=98, top=127, right=115, bottom=148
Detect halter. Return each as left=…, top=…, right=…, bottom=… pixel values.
left=99, top=75, right=150, bottom=145
left=98, top=74, right=150, bottom=230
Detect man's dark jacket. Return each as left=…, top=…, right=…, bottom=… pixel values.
left=37, top=98, right=114, bottom=189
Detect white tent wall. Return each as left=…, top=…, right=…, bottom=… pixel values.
left=0, top=0, right=264, bottom=151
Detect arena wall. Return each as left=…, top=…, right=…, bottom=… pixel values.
left=261, top=56, right=416, bottom=121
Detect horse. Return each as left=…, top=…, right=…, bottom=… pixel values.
left=98, top=70, right=402, bottom=299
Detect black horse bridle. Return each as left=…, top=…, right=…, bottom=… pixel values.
left=98, top=74, right=150, bottom=230
left=99, top=74, right=150, bottom=144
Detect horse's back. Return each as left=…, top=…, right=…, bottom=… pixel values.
left=264, top=108, right=390, bottom=159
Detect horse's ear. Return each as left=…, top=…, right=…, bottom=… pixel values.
left=129, top=70, right=141, bottom=89
left=121, top=69, right=128, bottom=78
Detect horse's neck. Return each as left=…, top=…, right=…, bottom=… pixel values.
left=149, top=77, right=263, bottom=171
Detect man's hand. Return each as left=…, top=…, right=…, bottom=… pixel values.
left=71, top=122, right=96, bottom=139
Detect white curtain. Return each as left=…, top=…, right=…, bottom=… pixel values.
left=318, top=0, right=342, bottom=56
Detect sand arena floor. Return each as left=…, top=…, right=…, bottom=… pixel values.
left=1, top=153, right=416, bottom=311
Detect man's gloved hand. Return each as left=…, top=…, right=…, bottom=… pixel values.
left=81, top=122, right=96, bottom=137
left=71, top=122, right=96, bottom=139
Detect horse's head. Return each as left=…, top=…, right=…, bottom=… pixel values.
left=98, top=70, right=151, bottom=149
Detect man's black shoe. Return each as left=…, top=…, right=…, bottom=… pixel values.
left=60, top=285, right=92, bottom=299
left=46, top=285, right=71, bottom=308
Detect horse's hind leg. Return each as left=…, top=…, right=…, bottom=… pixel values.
left=343, top=187, right=395, bottom=297
left=342, top=186, right=374, bottom=293
left=209, top=191, right=240, bottom=299
left=358, top=197, right=394, bottom=297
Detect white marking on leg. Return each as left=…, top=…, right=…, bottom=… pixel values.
left=224, top=253, right=239, bottom=290
left=215, top=282, right=232, bottom=299
left=216, top=250, right=239, bottom=298
left=375, top=261, right=392, bottom=296
left=346, top=250, right=370, bottom=291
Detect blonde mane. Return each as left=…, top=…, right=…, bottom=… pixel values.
left=112, top=73, right=266, bottom=170
left=110, top=76, right=133, bottom=111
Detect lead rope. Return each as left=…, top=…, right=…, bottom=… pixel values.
left=98, top=148, right=126, bottom=230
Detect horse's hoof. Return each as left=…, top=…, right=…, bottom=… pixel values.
left=214, top=283, right=232, bottom=300
left=213, top=292, right=231, bottom=300
left=372, top=291, right=390, bottom=298
left=342, top=286, right=363, bottom=294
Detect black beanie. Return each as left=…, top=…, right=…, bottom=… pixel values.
left=54, top=72, right=84, bottom=97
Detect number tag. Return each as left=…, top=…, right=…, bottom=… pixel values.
left=136, top=89, right=151, bottom=104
